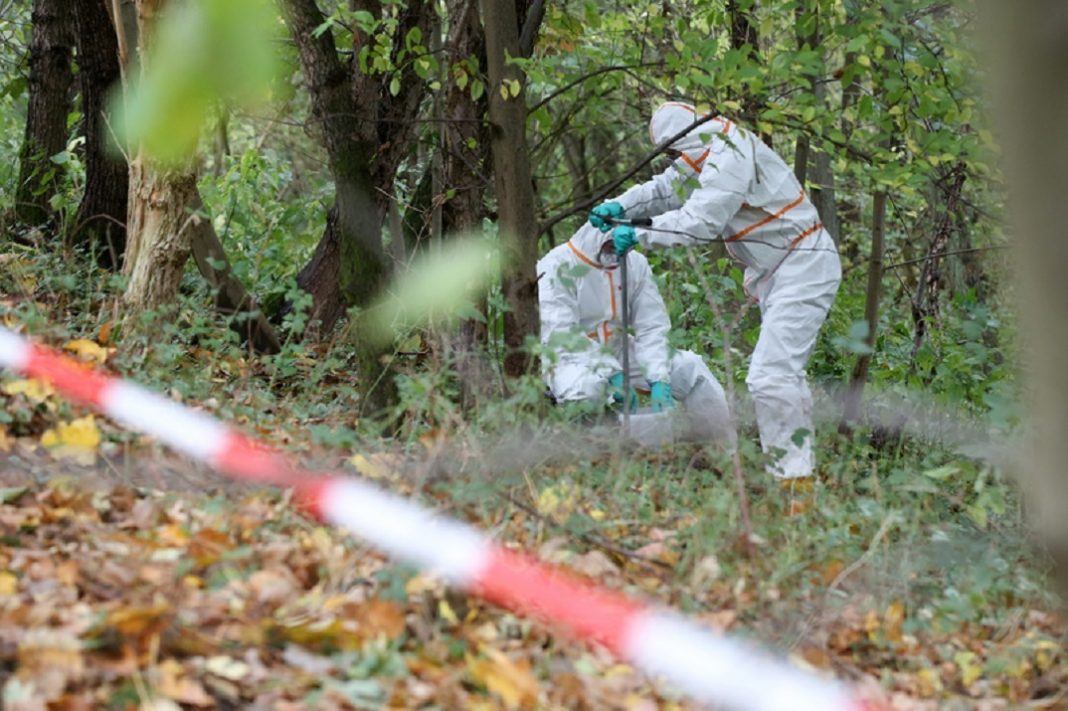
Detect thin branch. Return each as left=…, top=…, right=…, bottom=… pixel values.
left=529, top=62, right=662, bottom=114
left=502, top=493, right=673, bottom=572
left=881, top=245, right=1007, bottom=272
left=518, top=0, right=545, bottom=58
left=538, top=113, right=721, bottom=237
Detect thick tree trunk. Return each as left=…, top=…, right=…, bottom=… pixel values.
left=121, top=0, right=198, bottom=312
left=480, top=0, right=540, bottom=377
left=124, top=159, right=196, bottom=308
left=982, top=0, right=1068, bottom=582
left=72, top=0, right=128, bottom=268
left=284, top=0, right=433, bottom=411
left=283, top=0, right=387, bottom=332
left=284, top=0, right=432, bottom=334
left=15, top=0, right=74, bottom=227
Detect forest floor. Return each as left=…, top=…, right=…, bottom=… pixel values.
left=1, top=273, right=1066, bottom=710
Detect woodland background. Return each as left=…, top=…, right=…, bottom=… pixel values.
left=1, top=0, right=1065, bottom=709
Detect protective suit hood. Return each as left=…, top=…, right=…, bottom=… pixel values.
left=649, top=102, right=711, bottom=173
left=569, top=223, right=616, bottom=268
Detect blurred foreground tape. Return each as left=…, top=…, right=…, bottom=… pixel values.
left=0, top=325, right=884, bottom=711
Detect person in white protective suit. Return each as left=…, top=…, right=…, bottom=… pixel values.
left=538, top=222, right=734, bottom=443
left=589, top=102, right=842, bottom=480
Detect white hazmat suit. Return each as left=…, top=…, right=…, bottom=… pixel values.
left=607, top=102, right=842, bottom=478
left=538, top=224, right=733, bottom=443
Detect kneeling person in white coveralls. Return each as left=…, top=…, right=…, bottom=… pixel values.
left=538, top=223, right=733, bottom=443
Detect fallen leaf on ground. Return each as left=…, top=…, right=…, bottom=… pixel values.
left=468, top=646, right=539, bottom=709
left=41, top=416, right=101, bottom=466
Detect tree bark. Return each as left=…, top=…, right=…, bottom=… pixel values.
left=72, top=0, right=128, bottom=268
left=124, top=160, right=197, bottom=308
left=122, top=0, right=198, bottom=312
left=728, top=0, right=769, bottom=146
left=284, top=0, right=433, bottom=333
left=480, top=0, right=540, bottom=377
left=793, top=0, right=838, bottom=242
left=981, top=0, right=1068, bottom=583
left=15, top=0, right=74, bottom=227
left=909, top=165, right=966, bottom=365
left=841, top=191, right=886, bottom=428
left=283, top=0, right=433, bottom=410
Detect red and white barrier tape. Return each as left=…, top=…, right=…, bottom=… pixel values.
left=0, top=325, right=880, bottom=711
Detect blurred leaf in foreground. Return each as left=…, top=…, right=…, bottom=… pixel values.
left=363, top=236, right=502, bottom=345
left=112, top=0, right=283, bottom=165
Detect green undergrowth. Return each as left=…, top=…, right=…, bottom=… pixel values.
left=0, top=239, right=1062, bottom=705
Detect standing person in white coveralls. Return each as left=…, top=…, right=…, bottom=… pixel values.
left=590, top=102, right=842, bottom=481
left=538, top=222, right=734, bottom=444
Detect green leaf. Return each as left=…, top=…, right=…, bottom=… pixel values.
left=0, top=487, right=28, bottom=504
left=389, top=76, right=401, bottom=96
left=923, top=465, right=960, bottom=481
left=470, top=79, right=485, bottom=102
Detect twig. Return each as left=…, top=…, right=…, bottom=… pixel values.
left=528, top=62, right=663, bottom=114
left=825, top=514, right=897, bottom=598
left=538, top=113, right=722, bottom=237
left=685, top=250, right=757, bottom=556
left=503, top=493, right=673, bottom=572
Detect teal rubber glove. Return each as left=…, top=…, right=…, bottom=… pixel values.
left=613, top=225, right=638, bottom=256
left=608, top=372, right=638, bottom=413
left=649, top=381, right=674, bottom=412
left=590, top=201, right=625, bottom=233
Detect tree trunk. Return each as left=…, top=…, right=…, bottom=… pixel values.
left=284, top=0, right=433, bottom=334
left=15, top=0, right=74, bottom=227
left=982, top=0, right=1068, bottom=584
left=909, top=165, right=966, bottom=366
left=121, top=0, right=199, bottom=312
left=480, top=0, right=540, bottom=377
left=124, top=160, right=197, bottom=308
left=284, top=0, right=433, bottom=411
left=793, top=0, right=838, bottom=243
left=728, top=0, right=769, bottom=146
left=841, top=191, right=886, bottom=428
left=72, top=0, right=128, bottom=268
left=284, top=0, right=385, bottom=332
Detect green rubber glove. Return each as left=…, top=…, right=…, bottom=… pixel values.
left=613, top=225, right=638, bottom=256
left=608, top=372, right=638, bottom=413
left=649, top=381, right=674, bottom=412
left=590, top=201, right=625, bottom=233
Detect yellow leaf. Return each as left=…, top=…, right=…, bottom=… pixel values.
left=468, top=646, right=538, bottom=709
left=0, top=425, right=11, bottom=453
left=954, top=650, right=982, bottom=687
left=62, top=338, right=112, bottom=364
left=536, top=480, right=577, bottom=523
left=350, top=453, right=399, bottom=481
left=3, top=378, right=55, bottom=403
left=0, top=571, right=18, bottom=595
left=916, top=667, right=942, bottom=696
left=41, top=415, right=101, bottom=465
left=1034, top=639, right=1059, bottom=672
left=439, top=598, right=460, bottom=625
left=405, top=573, right=439, bottom=597
left=883, top=600, right=905, bottom=643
